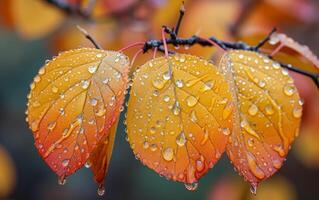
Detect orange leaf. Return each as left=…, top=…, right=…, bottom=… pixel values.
left=219, top=50, right=302, bottom=190
left=26, top=48, right=130, bottom=178
left=126, top=54, right=233, bottom=186
left=89, top=119, right=118, bottom=186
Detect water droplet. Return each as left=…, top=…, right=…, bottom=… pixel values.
left=292, top=107, right=302, bottom=118
left=176, top=131, right=187, bottom=146
left=283, top=84, right=295, bottom=96
left=247, top=138, right=255, bottom=147
left=150, top=144, right=158, bottom=152
left=248, top=104, right=258, bottom=116
left=143, top=141, right=149, bottom=149
left=272, top=159, right=282, bottom=169
left=190, top=110, right=197, bottom=122
left=184, top=182, right=198, bottom=191
left=31, top=121, right=39, bottom=132
left=250, top=185, right=257, bottom=195
left=202, top=81, right=214, bottom=92
left=34, top=75, right=41, bottom=83
left=265, top=105, right=274, bottom=115
left=172, top=101, right=181, bottom=115
left=85, top=161, right=91, bottom=168
left=152, top=79, right=166, bottom=89
left=196, top=159, right=204, bottom=172
left=221, top=127, right=230, bottom=136
left=258, top=80, right=266, bottom=88
left=247, top=152, right=265, bottom=179
left=39, top=67, right=45, bottom=75
left=186, top=96, right=198, bottom=107
left=88, top=65, right=98, bottom=74
left=90, top=98, right=98, bottom=106
left=240, top=120, right=260, bottom=139
left=175, top=80, right=184, bottom=88
left=272, top=63, right=280, bottom=69
left=96, top=107, right=106, bottom=117
left=47, top=121, right=57, bottom=131
left=81, top=80, right=90, bottom=89
left=273, top=144, right=285, bottom=157
left=97, top=184, right=105, bottom=196
left=163, top=95, right=170, bottom=102
left=179, top=55, right=186, bottom=62
left=58, top=176, right=66, bottom=185
left=162, top=147, right=174, bottom=161
left=62, top=159, right=70, bottom=167
left=52, top=86, right=59, bottom=93
left=96, top=53, right=103, bottom=58
left=222, top=103, right=233, bottom=119
left=163, top=71, right=171, bottom=80
left=200, top=128, right=209, bottom=145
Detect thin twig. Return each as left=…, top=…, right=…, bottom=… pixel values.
left=253, top=28, right=277, bottom=50
left=174, top=2, right=185, bottom=36
left=77, top=26, right=102, bottom=49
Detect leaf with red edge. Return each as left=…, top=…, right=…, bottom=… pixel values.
left=126, top=54, right=233, bottom=186
left=269, top=32, right=319, bottom=70
left=26, top=48, right=130, bottom=179
left=89, top=119, right=118, bottom=189
left=219, top=50, right=302, bottom=191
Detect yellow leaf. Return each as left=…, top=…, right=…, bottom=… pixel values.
left=126, top=54, right=233, bottom=184
left=27, top=48, right=130, bottom=178
left=219, top=50, right=302, bottom=188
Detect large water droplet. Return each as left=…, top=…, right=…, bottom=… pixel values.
left=62, top=159, right=70, bottom=167
left=88, top=65, right=97, bottom=74
left=85, top=161, right=91, bottom=168
left=52, top=86, right=59, bottom=93
left=184, top=182, right=198, bottom=191
left=97, top=184, right=105, bottom=196
left=221, top=127, right=230, bottom=136
left=162, top=147, right=174, bottom=161
left=58, top=176, right=66, bottom=185
left=172, top=101, right=181, bottom=115
left=248, top=104, right=258, bottom=116
left=186, top=96, right=198, bottom=107
left=265, top=105, right=274, bottom=115
left=163, top=71, right=171, bottom=80
left=176, top=131, right=187, bottom=147
left=152, top=79, right=166, bottom=89
left=247, top=152, right=265, bottom=179
left=81, top=80, right=90, bottom=89
left=250, top=185, right=257, bottom=195
left=283, top=84, right=295, bottom=96
left=190, top=110, right=197, bottom=122
left=175, top=80, right=184, bottom=88
left=163, top=95, right=170, bottom=102
left=90, top=98, right=98, bottom=106
left=292, top=107, right=302, bottom=118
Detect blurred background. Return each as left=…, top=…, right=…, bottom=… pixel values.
left=0, top=0, right=319, bottom=199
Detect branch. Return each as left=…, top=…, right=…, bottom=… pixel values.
left=77, top=26, right=102, bottom=49
left=142, top=30, right=319, bottom=88
left=174, top=2, right=185, bottom=36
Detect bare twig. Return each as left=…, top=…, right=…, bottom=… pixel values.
left=77, top=26, right=102, bottom=49
left=174, top=2, right=185, bottom=36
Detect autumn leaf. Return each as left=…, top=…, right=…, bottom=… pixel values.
left=10, top=0, right=65, bottom=39
left=126, top=54, right=233, bottom=186
left=219, top=50, right=302, bottom=190
left=26, top=48, right=130, bottom=178
left=89, top=119, right=119, bottom=187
